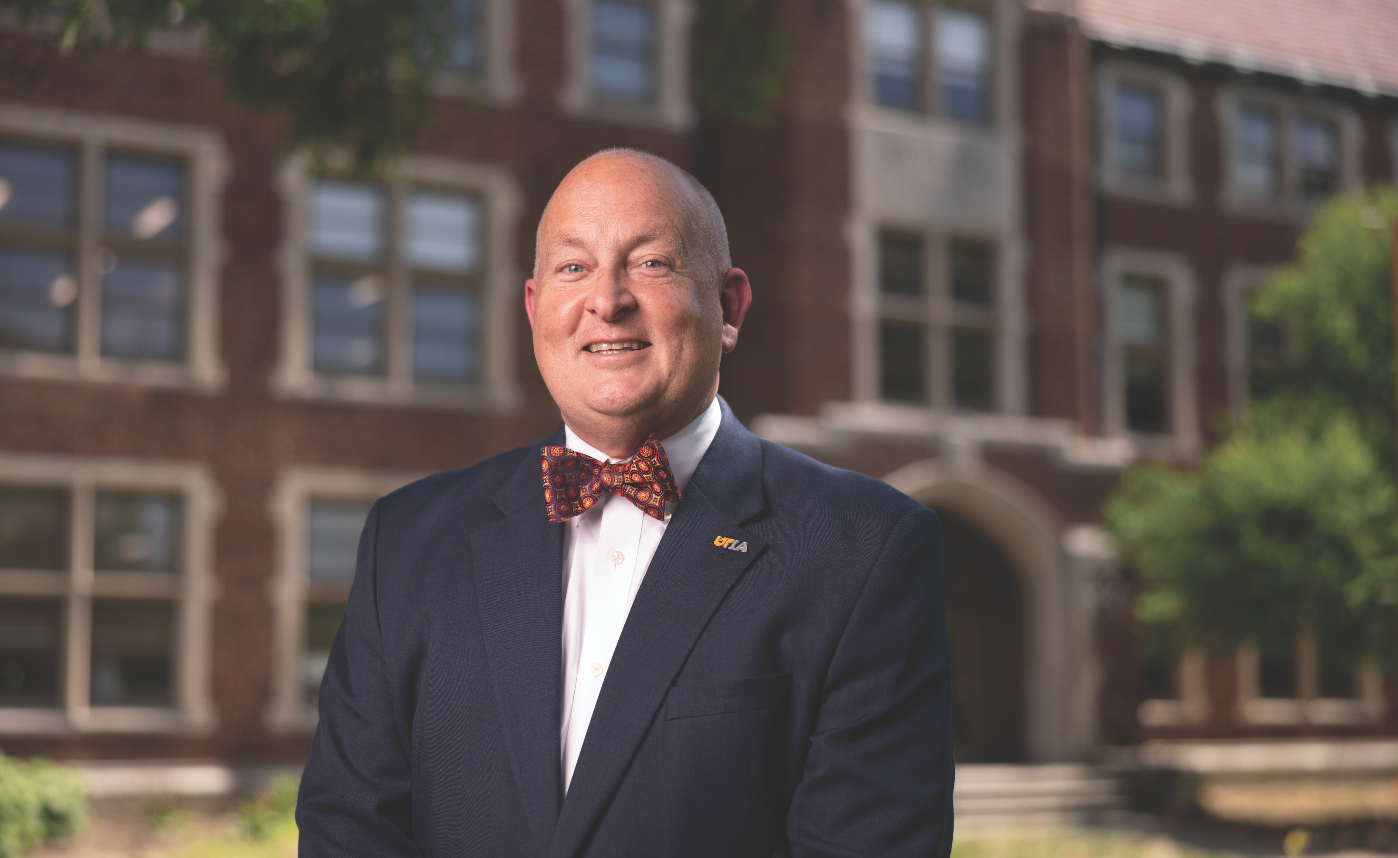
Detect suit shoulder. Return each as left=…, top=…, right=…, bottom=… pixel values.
left=757, top=439, right=926, bottom=521
left=376, top=439, right=542, bottom=526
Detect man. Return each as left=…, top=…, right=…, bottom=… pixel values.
left=297, top=149, right=955, bottom=857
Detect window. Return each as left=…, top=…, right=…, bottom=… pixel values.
left=1222, top=90, right=1356, bottom=212
left=1117, top=274, right=1169, bottom=434
left=1293, top=115, right=1340, bottom=202
left=267, top=469, right=420, bottom=732
left=0, top=105, right=226, bottom=390
left=1224, top=266, right=1287, bottom=414
left=592, top=0, right=657, bottom=105
left=558, top=0, right=692, bottom=130
left=875, top=230, right=998, bottom=410
left=274, top=155, right=523, bottom=409
left=1097, top=62, right=1192, bottom=204
left=1236, top=636, right=1383, bottom=726
left=1114, top=84, right=1164, bottom=181
left=1101, top=249, right=1197, bottom=451
left=1136, top=648, right=1209, bottom=728
left=864, top=0, right=993, bottom=122
left=428, top=0, right=524, bottom=105
left=301, top=499, right=370, bottom=706
left=1245, top=291, right=1286, bottom=401
left=308, top=181, right=482, bottom=382
left=0, top=456, right=216, bottom=734
left=442, top=0, right=485, bottom=77
left=1234, top=105, right=1281, bottom=201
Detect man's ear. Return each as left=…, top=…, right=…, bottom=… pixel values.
left=719, top=268, right=752, bottom=353
left=525, top=278, right=538, bottom=329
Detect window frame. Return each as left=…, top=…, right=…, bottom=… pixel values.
left=1235, top=638, right=1384, bottom=727
left=0, top=103, right=228, bottom=392
left=1223, top=263, right=1286, bottom=416
left=0, top=454, right=218, bottom=735
left=557, top=0, right=694, bottom=132
left=858, top=0, right=997, bottom=125
left=1217, top=86, right=1361, bottom=219
left=265, top=468, right=423, bottom=733
left=1096, top=60, right=1194, bottom=206
left=1099, top=248, right=1199, bottom=456
left=272, top=153, right=523, bottom=410
left=871, top=225, right=1005, bottom=412
left=1136, top=647, right=1210, bottom=728
left=430, top=0, right=525, bottom=106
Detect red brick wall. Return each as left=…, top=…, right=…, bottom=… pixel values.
left=1021, top=14, right=1100, bottom=434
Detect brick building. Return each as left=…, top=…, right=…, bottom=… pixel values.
left=0, top=0, right=1395, bottom=776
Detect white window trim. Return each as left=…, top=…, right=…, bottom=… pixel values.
left=557, top=0, right=695, bottom=132
left=1137, top=647, right=1210, bottom=728
left=264, top=467, right=424, bottom=734
left=861, top=224, right=1019, bottom=414
left=0, top=103, right=229, bottom=392
left=1096, top=59, right=1194, bottom=207
left=432, top=0, right=525, bottom=107
left=0, top=454, right=220, bottom=735
left=271, top=153, right=523, bottom=410
left=1235, top=640, right=1385, bottom=727
left=1216, top=85, right=1363, bottom=221
left=1222, top=263, right=1277, bottom=416
left=1099, top=247, right=1200, bottom=457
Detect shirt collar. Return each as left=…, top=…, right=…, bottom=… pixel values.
left=563, top=395, right=722, bottom=495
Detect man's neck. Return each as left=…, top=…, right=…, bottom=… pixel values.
left=564, top=398, right=715, bottom=459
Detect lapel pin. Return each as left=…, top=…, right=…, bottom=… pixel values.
left=713, top=535, right=748, bottom=553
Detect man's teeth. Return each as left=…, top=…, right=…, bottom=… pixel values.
left=587, top=341, right=645, bottom=353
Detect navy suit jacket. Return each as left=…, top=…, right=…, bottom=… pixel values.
left=298, top=400, right=955, bottom=857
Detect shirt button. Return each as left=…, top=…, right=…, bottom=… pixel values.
left=610, top=550, right=624, bottom=565
left=591, top=663, right=603, bottom=678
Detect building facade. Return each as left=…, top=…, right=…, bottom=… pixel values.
left=0, top=0, right=1396, bottom=770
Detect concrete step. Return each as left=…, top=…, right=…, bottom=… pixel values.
left=954, top=764, right=1128, bottom=823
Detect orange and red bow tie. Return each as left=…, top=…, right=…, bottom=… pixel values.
left=542, top=435, right=681, bottom=523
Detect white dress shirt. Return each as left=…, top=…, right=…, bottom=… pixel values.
left=558, top=396, right=722, bottom=792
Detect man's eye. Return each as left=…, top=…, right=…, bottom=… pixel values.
left=641, top=260, right=664, bottom=268
left=563, top=264, right=585, bottom=274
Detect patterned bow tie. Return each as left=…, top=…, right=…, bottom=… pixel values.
left=542, top=435, right=681, bottom=523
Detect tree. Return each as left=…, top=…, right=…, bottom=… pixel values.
left=7, top=0, right=792, bottom=172
left=1104, top=189, right=1398, bottom=669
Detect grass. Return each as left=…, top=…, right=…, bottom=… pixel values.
left=33, top=777, right=299, bottom=858
left=951, top=826, right=1233, bottom=858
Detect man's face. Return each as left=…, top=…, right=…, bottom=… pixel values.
left=526, top=156, right=746, bottom=451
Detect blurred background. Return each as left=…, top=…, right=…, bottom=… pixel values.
left=1, top=0, right=1397, bottom=854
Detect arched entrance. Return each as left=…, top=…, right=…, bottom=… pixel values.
left=882, top=458, right=1096, bottom=762
left=935, top=511, right=1024, bottom=763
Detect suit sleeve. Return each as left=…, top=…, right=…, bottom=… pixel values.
left=297, top=499, right=423, bottom=857
left=784, top=504, right=955, bottom=858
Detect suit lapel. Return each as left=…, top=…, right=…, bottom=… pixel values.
left=547, top=401, right=767, bottom=858
left=471, top=433, right=565, bottom=855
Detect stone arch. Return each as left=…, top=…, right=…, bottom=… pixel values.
left=882, top=458, right=1088, bottom=762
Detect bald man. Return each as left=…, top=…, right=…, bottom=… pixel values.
left=297, top=150, right=955, bottom=858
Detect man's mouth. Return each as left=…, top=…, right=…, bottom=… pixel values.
left=585, top=341, right=650, bottom=354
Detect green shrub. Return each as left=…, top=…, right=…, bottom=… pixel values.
left=236, top=774, right=299, bottom=842
left=0, top=753, right=88, bottom=858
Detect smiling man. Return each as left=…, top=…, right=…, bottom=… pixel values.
left=297, top=150, right=955, bottom=858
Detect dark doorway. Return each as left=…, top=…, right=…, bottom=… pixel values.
left=933, top=510, right=1025, bottom=762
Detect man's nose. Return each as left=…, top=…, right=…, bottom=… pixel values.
left=583, top=265, right=638, bottom=321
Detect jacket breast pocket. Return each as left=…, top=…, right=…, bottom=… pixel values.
left=664, top=673, right=793, bottom=720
